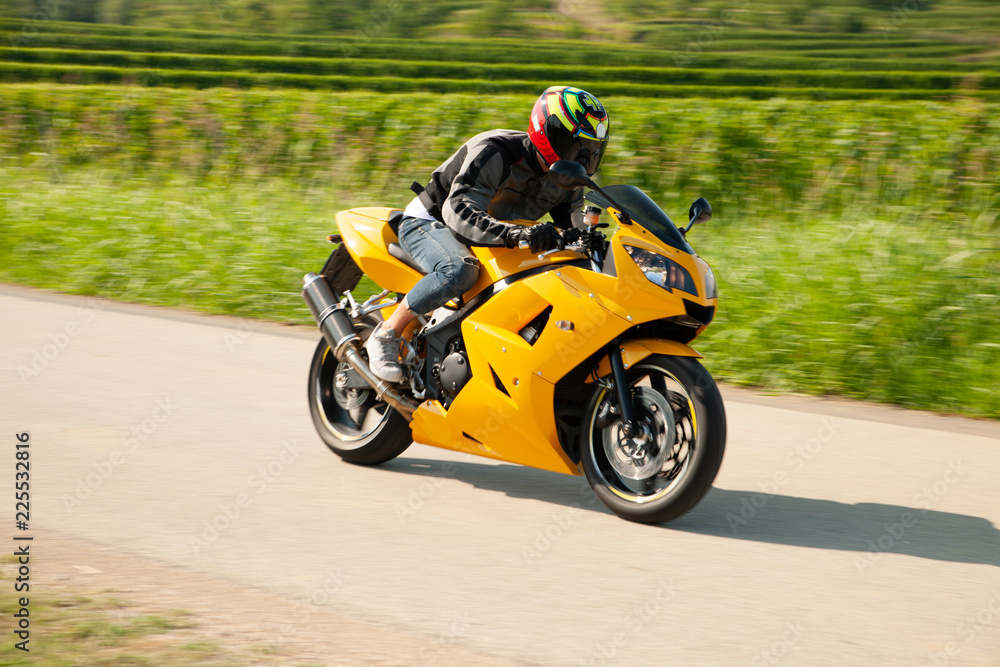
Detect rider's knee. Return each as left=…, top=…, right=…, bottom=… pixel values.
left=438, top=255, right=479, bottom=295
left=454, top=256, right=480, bottom=293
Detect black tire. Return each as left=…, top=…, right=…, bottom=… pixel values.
left=307, top=313, right=413, bottom=466
left=580, top=354, right=726, bottom=524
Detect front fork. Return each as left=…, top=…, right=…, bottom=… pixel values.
left=608, top=340, right=641, bottom=438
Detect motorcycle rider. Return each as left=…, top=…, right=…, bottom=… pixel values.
left=365, top=85, right=611, bottom=383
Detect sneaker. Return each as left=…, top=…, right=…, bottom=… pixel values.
left=365, top=322, right=405, bottom=383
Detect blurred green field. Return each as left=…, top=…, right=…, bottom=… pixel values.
left=2, top=47, right=999, bottom=99
left=2, top=0, right=999, bottom=44
left=2, top=0, right=1000, bottom=98
left=1, top=86, right=997, bottom=416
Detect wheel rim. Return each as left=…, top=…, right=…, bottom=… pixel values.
left=589, top=365, right=698, bottom=504
left=313, top=324, right=392, bottom=446
left=601, top=386, right=675, bottom=481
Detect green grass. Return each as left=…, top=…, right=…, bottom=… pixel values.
left=1, top=167, right=995, bottom=417
left=4, top=62, right=999, bottom=100
left=0, top=560, right=322, bottom=666
left=696, top=216, right=1000, bottom=416
left=2, top=86, right=998, bottom=223
left=1, top=87, right=997, bottom=417
left=0, top=170, right=377, bottom=319
left=3, top=47, right=999, bottom=94
left=0, top=574, right=213, bottom=666
left=5, top=27, right=996, bottom=68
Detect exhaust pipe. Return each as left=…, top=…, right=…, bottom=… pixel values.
left=303, top=273, right=419, bottom=421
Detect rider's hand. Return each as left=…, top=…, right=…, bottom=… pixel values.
left=509, top=223, right=561, bottom=254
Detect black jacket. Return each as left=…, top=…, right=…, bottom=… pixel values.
left=416, top=129, right=585, bottom=247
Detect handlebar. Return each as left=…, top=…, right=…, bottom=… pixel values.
left=537, top=242, right=586, bottom=259
left=520, top=239, right=577, bottom=258
left=517, top=228, right=601, bottom=259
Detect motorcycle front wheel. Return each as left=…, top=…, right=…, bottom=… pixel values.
left=307, top=313, right=413, bottom=466
left=580, top=354, right=726, bottom=524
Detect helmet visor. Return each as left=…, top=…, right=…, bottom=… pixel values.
left=562, top=137, right=608, bottom=176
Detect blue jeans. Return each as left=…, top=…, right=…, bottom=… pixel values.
left=397, top=216, right=480, bottom=314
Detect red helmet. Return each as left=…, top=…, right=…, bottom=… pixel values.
left=529, top=86, right=610, bottom=176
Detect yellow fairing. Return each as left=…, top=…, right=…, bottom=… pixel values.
left=335, top=207, right=422, bottom=294
left=594, top=339, right=702, bottom=379
left=465, top=222, right=581, bottom=300
left=335, top=211, right=580, bottom=301
left=337, top=208, right=718, bottom=476
left=334, top=209, right=716, bottom=329
left=603, top=230, right=718, bottom=325
left=411, top=267, right=643, bottom=476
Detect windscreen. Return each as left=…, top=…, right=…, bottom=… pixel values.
left=585, top=185, right=694, bottom=255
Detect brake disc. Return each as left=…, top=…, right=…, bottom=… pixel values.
left=601, top=386, right=676, bottom=481
left=332, top=361, right=371, bottom=410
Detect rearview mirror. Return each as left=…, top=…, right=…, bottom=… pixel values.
left=688, top=197, right=712, bottom=225
left=681, top=197, right=712, bottom=236
left=550, top=160, right=592, bottom=190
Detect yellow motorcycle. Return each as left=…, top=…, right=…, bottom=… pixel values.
left=302, top=161, right=725, bottom=524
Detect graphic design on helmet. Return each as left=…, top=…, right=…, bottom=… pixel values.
left=529, top=85, right=610, bottom=176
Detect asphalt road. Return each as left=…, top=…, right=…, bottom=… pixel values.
left=3, top=284, right=999, bottom=666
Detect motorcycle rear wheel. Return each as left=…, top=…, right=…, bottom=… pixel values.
left=580, top=354, right=726, bottom=524
left=307, top=313, right=413, bottom=465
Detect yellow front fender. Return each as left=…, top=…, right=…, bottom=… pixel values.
left=594, top=339, right=703, bottom=378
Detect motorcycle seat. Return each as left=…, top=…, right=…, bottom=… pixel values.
left=385, top=209, right=427, bottom=274
left=388, top=242, right=426, bottom=275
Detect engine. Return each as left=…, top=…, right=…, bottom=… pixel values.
left=431, top=339, right=471, bottom=406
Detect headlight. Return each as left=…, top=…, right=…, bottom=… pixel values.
left=704, top=264, right=718, bottom=299
left=624, top=245, right=697, bottom=296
